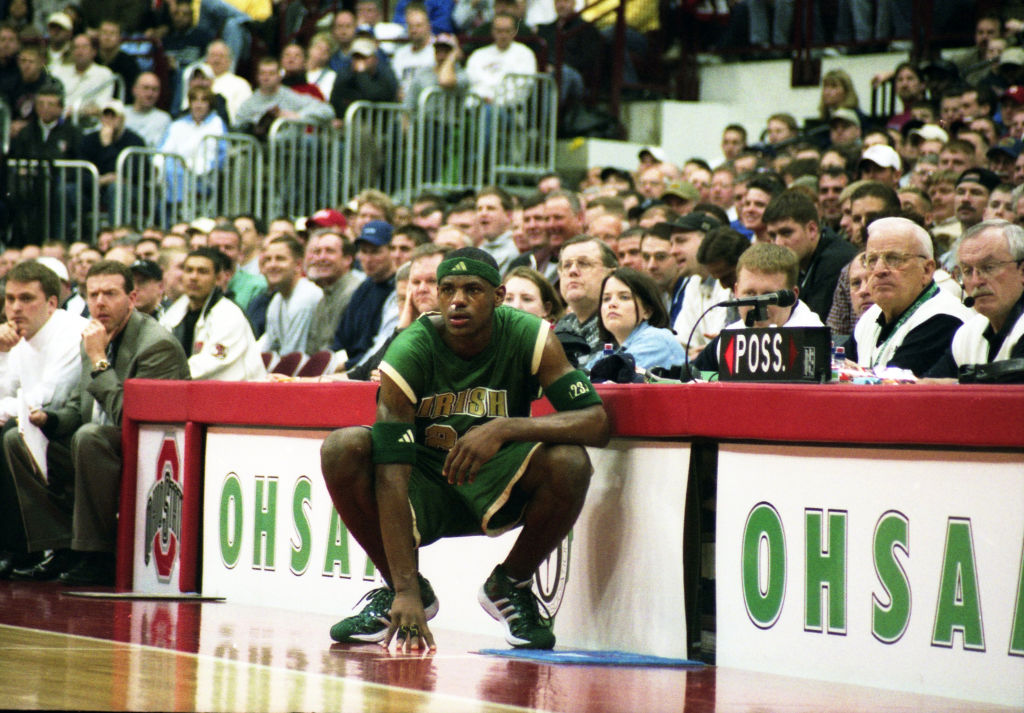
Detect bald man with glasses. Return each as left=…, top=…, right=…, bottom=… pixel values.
left=848, top=217, right=973, bottom=376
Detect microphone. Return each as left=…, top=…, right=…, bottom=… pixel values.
left=717, top=290, right=797, bottom=309
left=964, top=295, right=975, bottom=308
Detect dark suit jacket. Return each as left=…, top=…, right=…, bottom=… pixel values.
left=800, top=227, right=858, bottom=324
left=9, top=118, right=82, bottom=160
left=44, top=310, right=190, bottom=439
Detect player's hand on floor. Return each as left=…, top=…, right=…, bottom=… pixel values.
left=443, top=420, right=504, bottom=485
left=383, top=590, right=436, bottom=652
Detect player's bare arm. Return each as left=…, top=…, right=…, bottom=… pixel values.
left=375, top=373, right=436, bottom=651
left=443, top=331, right=609, bottom=485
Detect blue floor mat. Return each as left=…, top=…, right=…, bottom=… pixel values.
left=475, top=648, right=704, bottom=666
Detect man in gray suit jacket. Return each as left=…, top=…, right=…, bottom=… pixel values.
left=6, top=260, right=190, bottom=585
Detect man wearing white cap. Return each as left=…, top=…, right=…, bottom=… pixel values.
left=44, top=12, right=74, bottom=67
left=828, top=108, right=862, bottom=150
left=403, top=32, right=468, bottom=118
left=80, top=99, right=145, bottom=215
left=329, top=34, right=399, bottom=118
left=858, top=144, right=901, bottom=188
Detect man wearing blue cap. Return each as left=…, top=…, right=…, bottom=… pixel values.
left=332, top=220, right=398, bottom=370
left=321, top=247, right=609, bottom=652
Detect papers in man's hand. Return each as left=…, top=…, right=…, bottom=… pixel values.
left=17, top=389, right=48, bottom=483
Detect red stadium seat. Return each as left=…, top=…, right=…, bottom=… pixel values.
left=271, top=351, right=304, bottom=376
left=295, top=350, right=333, bottom=377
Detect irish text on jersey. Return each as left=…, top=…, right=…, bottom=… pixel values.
left=416, top=387, right=509, bottom=420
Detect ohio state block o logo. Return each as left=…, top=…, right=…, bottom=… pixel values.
left=144, top=435, right=184, bottom=583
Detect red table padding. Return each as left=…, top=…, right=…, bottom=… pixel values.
left=124, top=380, right=1024, bottom=449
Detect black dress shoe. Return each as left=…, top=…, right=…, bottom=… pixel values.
left=0, top=551, right=44, bottom=579
left=58, top=552, right=115, bottom=587
left=11, top=549, right=80, bottom=581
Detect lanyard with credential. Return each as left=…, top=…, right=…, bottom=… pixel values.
left=871, top=283, right=939, bottom=368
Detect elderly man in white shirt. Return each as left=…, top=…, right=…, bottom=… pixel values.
left=925, top=219, right=1024, bottom=378
left=204, top=40, right=252, bottom=124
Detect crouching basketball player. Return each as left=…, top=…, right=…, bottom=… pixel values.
left=321, top=248, right=609, bottom=650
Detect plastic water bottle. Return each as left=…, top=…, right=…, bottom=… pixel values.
left=831, top=345, right=845, bottom=382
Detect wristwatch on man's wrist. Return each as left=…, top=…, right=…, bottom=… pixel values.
left=92, top=358, right=111, bottom=374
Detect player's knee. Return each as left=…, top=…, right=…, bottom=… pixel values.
left=546, top=445, right=591, bottom=501
left=320, top=427, right=371, bottom=481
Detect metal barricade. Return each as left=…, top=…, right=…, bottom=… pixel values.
left=115, top=147, right=195, bottom=229
left=488, top=73, right=558, bottom=186
left=341, top=102, right=412, bottom=205
left=413, top=87, right=487, bottom=195
left=266, top=117, right=340, bottom=219
left=0, top=102, right=9, bottom=154
left=5, top=159, right=100, bottom=244
left=195, top=133, right=263, bottom=220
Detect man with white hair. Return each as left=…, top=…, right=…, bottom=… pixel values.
left=926, top=220, right=1024, bottom=377
left=848, top=217, right=973, bottom=376
left=204, top=40, right=252, bottom=123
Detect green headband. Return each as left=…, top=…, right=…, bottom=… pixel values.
left=436, top=256, right=501, bottom=287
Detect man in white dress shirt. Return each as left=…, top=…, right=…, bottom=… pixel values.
left=49, top=34, right=115, bottom=119
left=465, top=12, right=536, bottom=105
left=0, top=260, right=89, bottom=577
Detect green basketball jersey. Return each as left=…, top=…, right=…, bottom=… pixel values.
left=378, top=306, right=548, bottom=462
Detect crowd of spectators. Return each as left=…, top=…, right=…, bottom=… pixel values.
left=0, top=2, right=1023, bottom=587
left=4, top=28, right=1024, bottom=383
left=0, top=4, right=1021, bottom=382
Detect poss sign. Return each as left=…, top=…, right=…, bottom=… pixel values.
left=717, top=326, right=830, bottom=382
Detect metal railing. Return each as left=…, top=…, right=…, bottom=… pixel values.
left=341, top=101, right=413, bottom=205
left=5, top=78, right=559, bottom=241
left=5, top=159, right=100, bottom=244
left=489, top=73, right=558, bottom=186
left=266, top=117, right=340, bottom=219
left=114, top=147, right=195, bottom=228
left=413, top=87, right=487, bottom=195
left=195, top=133, right=264, bottom=220
left=0, top=101, right=9, bottom=154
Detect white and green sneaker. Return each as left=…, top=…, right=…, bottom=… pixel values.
left=478, top=564, right=555, bottom=649
left=330, top=574, right=438, bottom=643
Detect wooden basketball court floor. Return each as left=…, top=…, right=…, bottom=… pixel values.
left=0, top=579, right=1016, bottom=713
